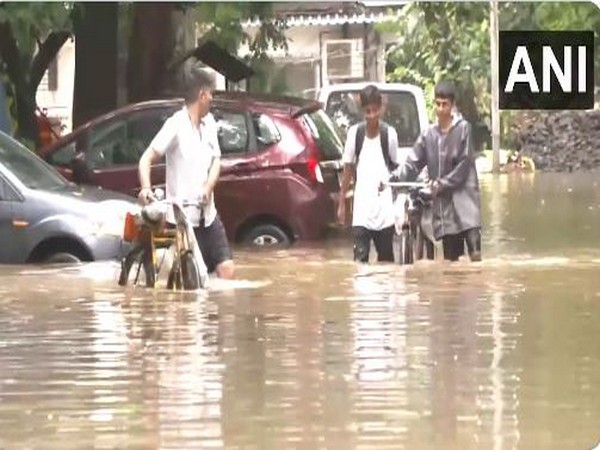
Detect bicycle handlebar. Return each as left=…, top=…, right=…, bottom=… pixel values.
left=148, top=198, right=207, bottom=208
left=383, top=181, right=428, bottom=189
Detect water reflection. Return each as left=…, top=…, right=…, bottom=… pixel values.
left=0, top=172, right=599, bottom=449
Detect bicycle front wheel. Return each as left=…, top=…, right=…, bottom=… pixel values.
left=142, top=250, right=156, bottom=288
left=181, top=250, right=201, bottom=290
left=399, top=228, right=414, bottom=265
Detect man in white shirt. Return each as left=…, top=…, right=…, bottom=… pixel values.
left=337, top=85, right=401, bottom=263
left=137, top=66, right=234, bottom=279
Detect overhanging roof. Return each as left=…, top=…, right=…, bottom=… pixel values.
left=242, top=3, right=407, bottom=28
left=171, top=39, right=255, bottom=83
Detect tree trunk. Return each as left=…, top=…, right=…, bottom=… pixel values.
left=127, top=3, right=178, bottom=103
left=72, top=2, right=119, bottom=128
left=0, top=22, right=39, bottom=147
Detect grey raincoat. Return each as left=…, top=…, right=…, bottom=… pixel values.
left=393, top=115, right=482, bottom=241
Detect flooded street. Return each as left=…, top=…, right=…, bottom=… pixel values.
left=1, top=172, right=599, bottom=450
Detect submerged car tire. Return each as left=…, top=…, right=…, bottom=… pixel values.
left=244, top=224, right=290, bottom=247
left=181, top=250, right=200, bottom=290
left=43, top=252, right=81, bottom=264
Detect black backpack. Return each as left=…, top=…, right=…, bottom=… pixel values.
left=354, top=121, right=398, bottom=172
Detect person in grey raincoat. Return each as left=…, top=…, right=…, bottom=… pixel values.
left=389, top=81, right=482, bottom=262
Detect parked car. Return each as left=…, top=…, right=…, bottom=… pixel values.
left=317, top=82, right=430, bottom=151
left=0, top=130, right=137, bottom=264
left=38, top=92, right=344, bottom=246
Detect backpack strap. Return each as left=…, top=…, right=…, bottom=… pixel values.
left=354, top=122, right=366, bottom=164
left=379, top=122, right=397, bottom=172
left=354, top=121, right=397, bottom=172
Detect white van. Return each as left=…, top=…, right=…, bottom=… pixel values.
left=318, top=82, right=433, bottom=262
left=316, top=82, right=430, bottom=155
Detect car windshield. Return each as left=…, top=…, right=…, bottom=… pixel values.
left=0, top=132, right=69, bottom=190
left=303, top=109, right=344, bottom=161
left=325, top=90, right=422, bottom=147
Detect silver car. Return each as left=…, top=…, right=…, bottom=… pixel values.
left=0, top=131, right=138, bottom=264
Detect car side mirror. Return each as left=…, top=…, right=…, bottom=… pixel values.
left=70, top=152, right=92, bottom=184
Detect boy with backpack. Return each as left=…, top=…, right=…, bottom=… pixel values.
left=337, top=84, right=401, bottom=263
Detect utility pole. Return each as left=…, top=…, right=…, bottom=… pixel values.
left=490, top=0, right=501, bottom=174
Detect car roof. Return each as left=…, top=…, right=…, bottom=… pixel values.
left=89, top=91, right=318, bottom=124
left=42, top=91, right=321, bottom=154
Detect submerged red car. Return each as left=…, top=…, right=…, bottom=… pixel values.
left=38, top=92, right=344, bottom=246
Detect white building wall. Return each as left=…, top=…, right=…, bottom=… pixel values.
left=239, top=23, right=384, bottom=97
left=36, top=38, right=75, bottom=133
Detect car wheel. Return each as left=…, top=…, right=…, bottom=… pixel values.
left=244, top=224, right=290, bottom=247
left=43, top=252, right=82, bottom=264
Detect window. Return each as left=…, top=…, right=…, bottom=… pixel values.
left=214, top=110, right=248, bottom=155
left=88, top=120, right=127, bottom=168
left=48, top=140, right=77, bottom=166
left=325, top=90, right=422, bottom=147
left=127, top=109, right=174, bottom=162
left=303, top=110, right=344, bottom=161
left=39, top=57, right=58, bottom=92
left=252, top=114, right=281, bottom=149
left=0, top=176, right=18, bottom=201
left=0, top=132, right=68, bottom=191
left=48, top=58, right=58, bottom=91
left=87, top=109, right=174, bottom=169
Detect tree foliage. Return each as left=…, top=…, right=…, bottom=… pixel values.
left=380, top=3, right=490, bottom=123
left=1, top=2, right=290, bottom=143
left=195, top=2, right=288, bottom=92
left=0, top=3, right=72, bottom=58
left=195, top=3, right=287, bottom=56
left=0, top=2, right=74, bottom=146
left=380, top=1, right=600, bottom=145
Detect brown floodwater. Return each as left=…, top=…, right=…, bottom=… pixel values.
left=0, top=172, right=599, bottom=450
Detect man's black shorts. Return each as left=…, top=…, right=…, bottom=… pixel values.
left=442, top=227, right=481, bottom=262
left=193, top=215, right=233, bottom=273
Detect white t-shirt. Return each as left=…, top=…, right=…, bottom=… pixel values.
left=343, top=124, right=403, bottom=230
left=149, top=107, right=221, bottom=227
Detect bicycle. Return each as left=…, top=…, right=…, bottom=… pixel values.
left=384, top=181, right=436, bottom=265
left=118, top=189, right=209, bottom=290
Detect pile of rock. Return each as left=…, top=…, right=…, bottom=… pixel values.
left=514, top=110, right=600, bottom=172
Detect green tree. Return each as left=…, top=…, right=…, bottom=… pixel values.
left=1, top=3, right=289, bottom=140
left=380, top=3, right=490, bottom=122
left=0, top=2, right=73, bottom=147
left=381, top=1, right=600, bottom=147
left=195, top=2, right=288, bottom=93
left=125, top=2, right=287, bottom=102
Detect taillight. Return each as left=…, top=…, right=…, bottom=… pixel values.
left=307, top=156, right=324, bottom=183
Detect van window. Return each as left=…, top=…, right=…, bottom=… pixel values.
left=303, top=110, right=344, bottom=161
left=325, top=90, right=421, bottom=147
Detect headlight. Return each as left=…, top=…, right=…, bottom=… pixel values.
left=93, top=201, right=140, bottom=238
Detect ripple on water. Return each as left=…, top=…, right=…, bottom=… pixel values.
left=1, top=171, right=600, bottom=449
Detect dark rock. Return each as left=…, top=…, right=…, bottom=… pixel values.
left=514, top=110, right=600, bottom=172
